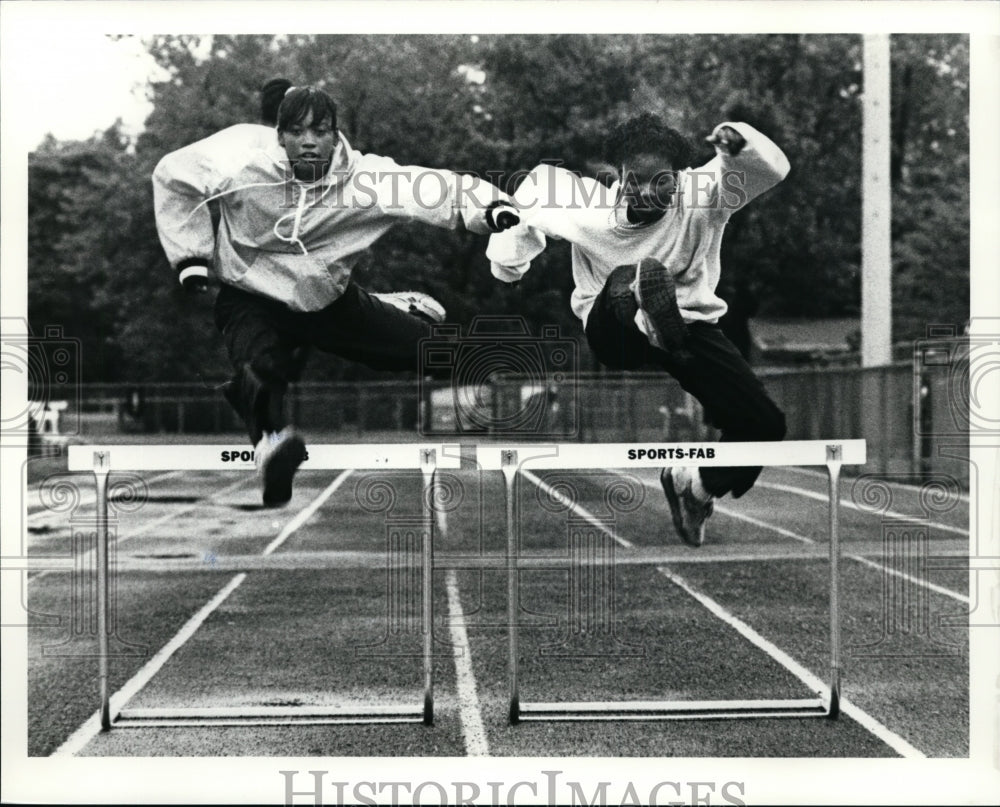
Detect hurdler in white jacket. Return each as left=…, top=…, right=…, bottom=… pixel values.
left=151, top=96, right=516, bottom=510
left=486, top=122, right=790, bottom=334
left=154, top=123, right=507, bottom=312
left=487, top=120, right=791, bottom=548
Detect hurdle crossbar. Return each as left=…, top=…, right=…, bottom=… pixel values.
left=67, top=443, right=451, bottom=731
left=494, top=439, right=864, bottom=724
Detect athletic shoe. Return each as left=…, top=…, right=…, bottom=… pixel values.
left=660, top=467, right=714, bottom=547
left=634, top=257, right=692, bottom=362
left=255, top=428, right=307, bottom=508
left=373, top=291, right=447, bottom=324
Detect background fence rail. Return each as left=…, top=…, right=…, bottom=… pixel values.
left=31, top=358, right=967, bottom=487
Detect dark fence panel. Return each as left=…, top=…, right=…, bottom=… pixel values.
left=35, top=360, right=970, bottom=488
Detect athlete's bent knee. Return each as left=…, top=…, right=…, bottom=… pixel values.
left=249, top=351, right=291, bottom=386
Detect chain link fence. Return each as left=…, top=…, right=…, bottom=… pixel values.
left=33, top=356, right=968, bottom=487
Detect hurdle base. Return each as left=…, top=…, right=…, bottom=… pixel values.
left=515, top=697, right=832, bottom=722
left=114, top=704, right=428, bottom=727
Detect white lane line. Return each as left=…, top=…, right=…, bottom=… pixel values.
left=522, top=471, right=929, bottom=759
left=26, top=471, right=185, bottom=519
left=52, top=473, right=351, bottom=756
left=754, top=480, right=969, bottom=536
left=51, top=572, right=247, bottom=757
left=635, top=475, right=969, bottom=606
left=262, top=471, right=353, bottom=556
left=777, top=467, right=970, bottom=503
left=849, top=554, right=969, bottom=604
left=656, top=566, right=926, bottom=759
left=713, top=502, right=815, bottom=545
left=445, top=569, right=490, bottom=757
left=436, top=501, right=490, bottom=756
left=30, top=476, right=252, bottom=582
left=522, top=469, right=633, bottom=548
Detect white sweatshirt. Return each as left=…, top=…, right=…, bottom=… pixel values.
left=486, top=122, right=790, bottom=329
left=153, top=124, right=507, bottom=312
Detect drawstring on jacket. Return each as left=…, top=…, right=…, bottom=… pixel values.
left=167, top=142, right=346, bottom=258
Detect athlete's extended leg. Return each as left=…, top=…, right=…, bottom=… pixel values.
left=215, top=284, right=307, bottom=507
left=586, top=263, right=785, bottom=546
left=305, top=282, right=436, bottom=371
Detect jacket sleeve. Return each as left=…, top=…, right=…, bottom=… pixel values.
left=689, top=122, right=790, bottom=214
left=362, top=155, right=511, bottom=235
left=151, top=125, right=261, bottom=269
left=485, top=165, right=553, bottom=283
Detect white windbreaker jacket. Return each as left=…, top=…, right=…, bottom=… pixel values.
left=486, top=122, right=790, bottom=329
left=153, top=124, right=507, bottom=311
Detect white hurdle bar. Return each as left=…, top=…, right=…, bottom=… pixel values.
left=475, top=439, right=867, bottom=724
left=67, top=443, right=461, bottom=730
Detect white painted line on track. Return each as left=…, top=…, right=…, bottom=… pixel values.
left=522, top=469, right=633, bottom=548
left=634, top=475, right=970, bottom=608
left=522, top=470, right=930, bottom=759
left=714, top=502, right=815, bottom=545
left=30, top=476, right=252, bottom=582
left=51, top=572, right=247, bottom=757
left=848, top=553, right=970, bottom=604
left=52, top=472, right=352, bottom=756
left=656, top=566, right=927, bottom=759
left=776, top=466, right=970, bottom=503
left=262, top=471, right=353, bottom=556
left=26, top=471, right=184, bottom=518
left=754, top=480, right=969, bottom=536
left=445, top=569, right=490, bottom=757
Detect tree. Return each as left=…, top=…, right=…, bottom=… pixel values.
left=890, top=35, right=969, bottom=342
left=27, top=34, right=970, bottom=381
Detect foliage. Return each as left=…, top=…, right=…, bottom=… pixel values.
left=890, top=35, right=969, bottom=342
left=27, top=34, right=969, bottom=381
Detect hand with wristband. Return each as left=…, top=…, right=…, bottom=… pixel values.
left=176, top=260, right=210, bottom=294
left=485, top=200, right=521, bottom=233
left=706, top=125, right=747, bottom=155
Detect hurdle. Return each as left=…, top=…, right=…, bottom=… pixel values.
left=66, top=443, right=462, bottom=730
left=474, top=439, right=866, bottom=724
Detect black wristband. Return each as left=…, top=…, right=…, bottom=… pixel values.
left=486, top=200, right=520, bottom=232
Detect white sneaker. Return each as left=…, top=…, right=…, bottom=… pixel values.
left=660, top=467, right=714, bottom=547
left=373, top=291, right=446, bottom=324
left=255, top=428, right=306, bottom=508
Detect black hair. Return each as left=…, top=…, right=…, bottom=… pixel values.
left=276, top=85, right=338, bottom=133
left=260, top=77, right=293, bottom=126
left=604, top=112, right=694, bottom=170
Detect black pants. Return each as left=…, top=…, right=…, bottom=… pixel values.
left=215, top=282, right=432, bottom=445
left=585, top=265, right=786, bottom=499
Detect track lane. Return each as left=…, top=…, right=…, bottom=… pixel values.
left=27, top=462, right=970, bottom=757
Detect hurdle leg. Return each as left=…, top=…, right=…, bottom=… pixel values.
left=502, top=450, right=519, bottom=724
left=420, top=449, right=436, bottom=726
left=93, top=451, right=112, bottom=731
left=826, top=444, right=843, bottom=718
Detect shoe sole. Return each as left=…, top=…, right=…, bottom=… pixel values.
left=636, top=258, right=692, bottom=360
left=262, top=434, right=307, bottom=508
left=660, top=468, right=703, bottom=548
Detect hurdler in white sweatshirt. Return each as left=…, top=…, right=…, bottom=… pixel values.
left=153, top=124, right=508, bottom=312
left=486, top=122, right=790, bottom=333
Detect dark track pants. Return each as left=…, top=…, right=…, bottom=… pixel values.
left=584, top=265, right=786, bottom=499
left=215, top=282, right=432, bottom=445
